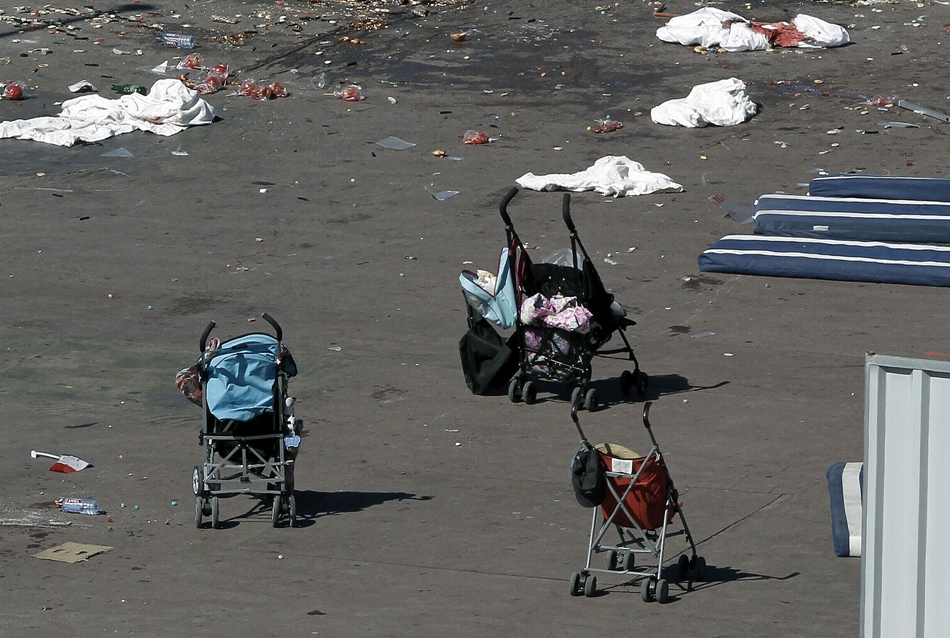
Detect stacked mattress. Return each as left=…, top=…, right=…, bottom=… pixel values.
left=699, top=175, right=950, bottom=286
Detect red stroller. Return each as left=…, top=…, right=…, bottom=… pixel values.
left=569, top=401, right=706, bottom=599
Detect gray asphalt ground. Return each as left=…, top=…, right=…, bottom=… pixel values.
left=3, top=0, right=949, bottom=634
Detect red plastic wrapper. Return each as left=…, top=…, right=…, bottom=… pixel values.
left=239, top=80, right=290, bottom=100
left=2, top=82, right=25, bottom=100
left=195, top=66, right=229, bottom=95
left=335, top=84, right=365, bottom=102
left=179, top=55, right=202, bottom=70
left=462, top=130, right=489, bottom=144
left=591, top=119, right=623, bottom=134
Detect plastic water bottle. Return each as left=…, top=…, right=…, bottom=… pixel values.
left=56, top=498, right=100, bottom=515
left=157, top=33, right=196, bottom=49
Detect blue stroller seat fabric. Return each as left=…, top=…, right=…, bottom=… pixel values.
left=205, top=334, right=280, bottom=421
left=460, top=246, right=518, bottom=329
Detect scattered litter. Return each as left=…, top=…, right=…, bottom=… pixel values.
left=880, top=122, right=919, bottom=129
left=590, top=119, right=623, bottom=133
left=388, top=96, right=397, bottom=104
left=376, top=136, right=415, bottom=150
left=867, top=94, right=897, bottom=107
left=34, top=542, right=112, bottom=563
left=156, top=33, right=196, bottom=49
left=1, top=81, right=26, bottom=101
left=334, top=84, right=364, bottom=102
left=55, top=497, right=99, bottom=515
left=311, top=72, right=329, bottom=90
left=462, top=130, right=489, bottom=144
left=709, top=194, right=754, bottom=224
left=329, top=346, right=342, bottom=351
left=67, top=80, right=97, bottom=93
left=212, top=15, right=240, bottom=24
left=897, top=100, right=950, bottom=123
left=237, top=79, right=288, bottom=100
left=171, top=144, right=188, bottom=156
left=692, top=331, right=715, bottom=339
left=724, top=352, right=735, bottom=357
left=425, top=185, right=459, bottom=201
left=31, top=450, right=90, bottom=473
left=432, top=149, right=446, bottom=157
left=101, top=148, right=133, bottom=157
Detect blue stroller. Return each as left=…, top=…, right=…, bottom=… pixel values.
left=185, top=313, right=300, bottom=528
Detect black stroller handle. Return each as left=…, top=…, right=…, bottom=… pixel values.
left=643, top=401, right=653, bottom=429
left=199, top=321, right=216, bottom=352
left=562, top=193, right=576, bottom=233
left=262, top=312, right=283, bottom=342
left=499, top=186, right=519, bottom=226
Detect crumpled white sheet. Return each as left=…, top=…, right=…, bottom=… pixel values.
left=656, top=7, right=849, bottom=52
left=0, top=79, right=215, bottom=147
left=652, top=77, right=758, bottom=128
left=516, top=156, right=683, bottom=197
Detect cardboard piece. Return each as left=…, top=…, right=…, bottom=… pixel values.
left=33, top=542, right=113, bottom=563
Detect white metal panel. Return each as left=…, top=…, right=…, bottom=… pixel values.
left=863, top=354, right=950, bottom=638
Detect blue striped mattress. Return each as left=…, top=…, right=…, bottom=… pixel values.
left=809, top=174, right=950, bottom=202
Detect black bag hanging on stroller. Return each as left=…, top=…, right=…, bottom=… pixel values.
left=459, top=317, right=520, bottom=395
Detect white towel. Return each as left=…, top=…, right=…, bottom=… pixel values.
left=516, top=156, right=683, bottom=198
left=651, top=78, right=758, bottom=128
left=0, top=79, right=215, bottom=147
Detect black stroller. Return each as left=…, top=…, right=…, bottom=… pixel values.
left=183, top=313, right=300, bottom=528
left=500, top=187, right=647, bottom=411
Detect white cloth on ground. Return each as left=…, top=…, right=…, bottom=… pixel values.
left=656, top=8, right=849, bottom=52
left=516, top=156, right=683, bottom=197
left=651, top=78, right=758, bottom=128
left=0, top=79, right=214, bottom=147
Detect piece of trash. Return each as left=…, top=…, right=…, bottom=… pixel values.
left=388, top=96, right=397, bottom=104
left=709, top=194, right=754, bottom=224
left=101, top=148, right=133, bottom=158
left=432, top=149, right=446, bottom=157
left=692, top=331, right=715, bottom=338
left=590, top=119, right=623, bottom=134
left=67, top=80, right=97, bottom=93
left=311, top=72, right=329, bottom=90
left=879, top=121, right=919, bottom=129
left=1, top=81, right=26, bottom=100
left=376, top=136, right=415, bottom=150
left=111, top=84, right=147, bottom=95
left=462, top=130, right=489, bottom=144
left=724, top=352, right=735, bottom=357
left=140, top=61, right=170, bottom=74
left=156, top=33, right=196, bottom=49
left=55, top=498, right=99, bottom=515
left=334, top=84, right=364, bottom=102
left=237, top=80, right=288, bottom=100
left=604, top=257, right=618, bottom=265
left=867, top=94, right=897, bottom=107
left=328, top=346, right=342, bottom=352
left=450, top=32, right=468, bottom=42
left=424, top=185, right=459, bottom=201
left=211, top=15, right=240, bottom=24
left=171, top=145, right=188, bottom=156
left=33, top=542, right=113, bottom=563
left=31, top=450, right=90, bottom=473
left=898, top=99, right=950, bottom=123
left=112, top=48, right=131, bottom=55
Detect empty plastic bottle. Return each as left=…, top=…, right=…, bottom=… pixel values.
left=157, top=33, right=196, bottom=49
left=56, top=498, right=100, bottom=515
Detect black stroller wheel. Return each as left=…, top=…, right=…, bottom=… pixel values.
left=636, top=371, right=649, bottom=396
left=605, top=549, right=618, bottom=571
left=522, top=381, right=537, bottom=405
left=641, top=577, right=655, bottom=602
left=194, top=497, right=203, bottom=528
left=677, top=554, right=690, bottom=580
left=584, top=388, right=599, bottom=412
left=211, top=496, right=220, bottom=529
left=508, top=378, right=521, bottom=403
left=287, top=495, right=297, bottom=528
left=192, top=466, right=203, bottom=496
left=655, top=579, right=669, bottom=604
left=271, top=496, right=282, bottom=527
left=569, top=572, right=582, bottom=596
left=583, top=574, right=597, bottom=598
left=620, top=370, right=634, bottom=395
